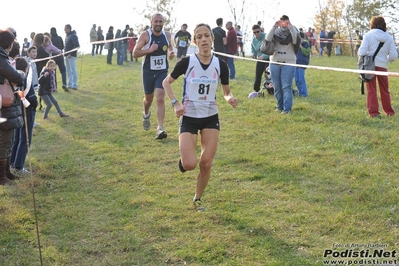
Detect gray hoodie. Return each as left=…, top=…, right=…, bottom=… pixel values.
left=358, top=28, right=397, bottom=68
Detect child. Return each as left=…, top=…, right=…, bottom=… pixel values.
left=21, top=38, right=29, bottom=57
left=10, top=57, right=39, bottom=176
left=26, top=46, right=39, bottom=91
left=295, top=32, right=311, bottom=97
left=38, top=60, right=69, bottom=119
left=43, top=35, right=61, bottom=56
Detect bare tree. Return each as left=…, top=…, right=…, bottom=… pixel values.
left=133, top=0, right=178, bottom=33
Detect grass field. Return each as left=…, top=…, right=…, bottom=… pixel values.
left=1, top=54, right=399, bottom=266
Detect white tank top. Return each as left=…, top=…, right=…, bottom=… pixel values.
left=183, top=54, right=220, bottom=118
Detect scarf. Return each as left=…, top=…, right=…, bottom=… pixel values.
left=274, top=26, right=302, bottom=54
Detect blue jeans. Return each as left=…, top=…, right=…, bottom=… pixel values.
left=117, top=48, right=123, bottom=65
left=41, top=94, right=64, bottom=118
left=65, top=56, right=78, bottom=88
left=10, top=108, right=36, bottom=169
left=295, top=67, right=308, bottom=97
left=122, top=43, right=128, bottom=61
left=227, top=56, right=236, bottom=79
left=270, top=63, right=295, bottom=112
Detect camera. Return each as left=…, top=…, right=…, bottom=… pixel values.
left=279, top=21, right=288, bottom=27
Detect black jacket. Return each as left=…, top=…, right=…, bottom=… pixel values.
left=38, top=68, right=53, bottom=96
left=64, top=30, right=80, bottom=57
left=106, top=31, right=114, bottom=50
left=0, top=47, right=24, bottom=130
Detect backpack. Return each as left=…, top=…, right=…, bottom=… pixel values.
left=357, top=42, right=384, bottom=94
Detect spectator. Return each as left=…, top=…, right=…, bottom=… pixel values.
left=225, top=21, right=237, bottom=79
left=306, top=27, right=314, bottom=56
left=326, top=29, right=336, bottom=57
left=250, top=24, right=268, bottom=94
left=106, top=26, right=114, bottom=65
left=43, top=35, right=61, bottom=56
left=266, top=15, right=300, bottom=114
left=0, top=29, right=25, bottom=185
left=319, top=29, right=326, bottom=56
left=64, top=24, right=80, bottom=90
left=90, top=24, right=97, bottom=56
left=122, top=24, right=129, bottom=62
left=21, top=38, right=29, bottom=57
left=174, top=23, right=191, bottom=60
left=295, top=32, right=310, bottom=97
left=115, top=29, right=123, bottom=65
left=33, top=33, right=49, bottom=76
left=212, top=18, right=227, bottom=62
left=50, top=27, right=68, bottom=92
left=29, top=32, right=35, bottom=47
left=10, top=57, right=38, bottom=176
left=38, top=60, right=69, bottom=119
left=358, top=16, right=398, bottom=117
left=128, top=32, right=137, bottom=62
left=236, top=25, right=244, bottom=57
left=96, top=26, right=104, bottom=55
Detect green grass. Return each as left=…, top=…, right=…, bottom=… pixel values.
left=1, top=54, right=399, bottom=266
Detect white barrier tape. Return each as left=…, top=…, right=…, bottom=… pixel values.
left=31, top=36, right=131, bottom=63
left=31, top=47, right=80, bottom=63
left=317, top=38, right=357, bottom=44
left=213, top=51, right=399, bottom=78
left=89, top=36, right=130, bottom=45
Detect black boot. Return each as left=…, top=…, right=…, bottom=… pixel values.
left=6, top=157, right=17, bottom=180
left=0, top=158, right=11, bottom=185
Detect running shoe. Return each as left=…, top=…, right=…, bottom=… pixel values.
left=143, top=112, right=151, bottom=131
left=193, top=198, right=206, bottom=212
left=155, top=129, right=167, bottom=140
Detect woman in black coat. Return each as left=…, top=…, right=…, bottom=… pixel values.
left=50, top=27, right=68, bottom=91
left=0, top=30, right=24, bottom=185
left=33, top=33, right=49, bottom=76
left=106, top=26, right=114, bottom=65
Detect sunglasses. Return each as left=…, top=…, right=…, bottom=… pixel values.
left=253, top=31, right=260, bottom=34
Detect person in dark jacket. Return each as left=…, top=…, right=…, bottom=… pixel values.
left=0, top=29, right=25, bottom=185
left=64, top=24, right=80, bottom=90
left=96, top=26, right=104, bottom=55
left=326, top=30, right=336, bottom=57
left=50, top=27, right=68, bottom=92
left=294, top=32, right=311, bottom=97
left=106, top=26, right=114, bottom=64
left=33, top=33, right=49, bottom=77
left=122, top=24, right=129, bottom=62
left=38, top=60, right=69, bottom=119
left=10, top=57, right=38, bottom=176
left=115, top=29, right=123, bottom=65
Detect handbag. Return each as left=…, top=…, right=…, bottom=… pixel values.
left=357, top=42, right=384, bottom=94
left=260, top=39, right=275, bottom=55
left=0, top=78, right=15, bottom=107
left=104, top=42, right=110, bottom=49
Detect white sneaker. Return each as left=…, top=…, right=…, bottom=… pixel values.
left=142, top=112, right=151, bottom=131
left=155, top=129, right=167, bottom=140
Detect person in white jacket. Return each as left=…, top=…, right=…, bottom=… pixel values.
left=358, top=16, right=398, bottom=117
